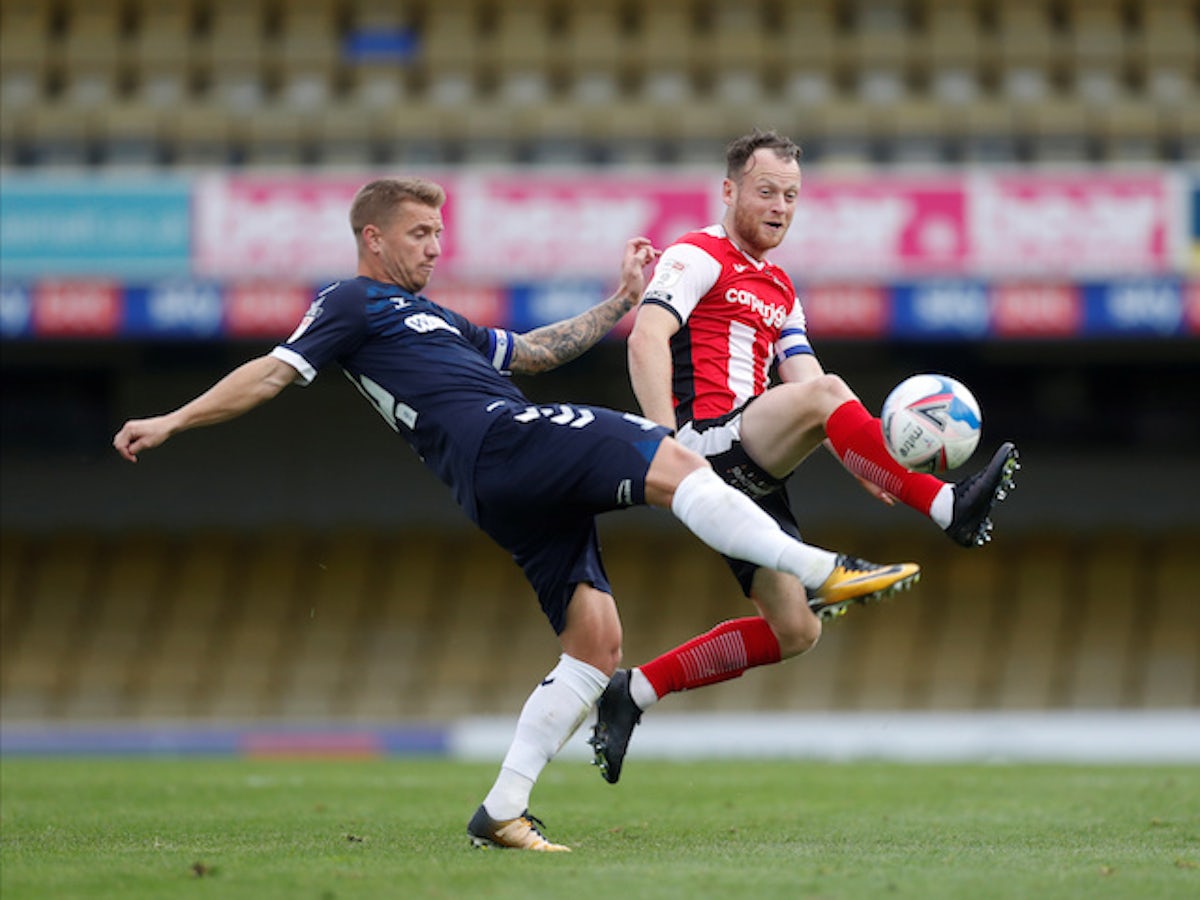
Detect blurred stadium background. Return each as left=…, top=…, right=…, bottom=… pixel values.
left=1, top=0, right=1197, bottom=756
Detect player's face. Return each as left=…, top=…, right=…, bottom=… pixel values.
left=366, top=201, right=444, bottom=291
left=723, top=149, right=801, bottom=258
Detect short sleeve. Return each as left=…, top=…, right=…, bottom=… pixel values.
left=641, top=242, right=722, bottom=325
left=272, top=281, right=368, bottom=384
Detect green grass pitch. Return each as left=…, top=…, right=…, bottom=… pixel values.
left=2, top=757, right=1197, bottom=899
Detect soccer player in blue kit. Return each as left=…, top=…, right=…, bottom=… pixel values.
left=114, top=177, right=918, bottom=851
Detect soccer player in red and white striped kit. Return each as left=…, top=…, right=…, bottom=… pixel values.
left=590, top=129, right=1019, bottom=784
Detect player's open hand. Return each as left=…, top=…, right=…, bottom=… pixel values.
left=620, top=237, right=661, bottom=301
left=113, top=416, right=172, bottom=463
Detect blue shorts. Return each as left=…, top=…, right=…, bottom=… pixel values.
left=471, top=402, right=671, bottom=634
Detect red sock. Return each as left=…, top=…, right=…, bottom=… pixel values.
left=640, top=617, right=781, bottom=699
left=825, top=399, right=943, bottom=515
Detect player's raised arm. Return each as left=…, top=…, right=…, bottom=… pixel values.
left=508, top=237, right=660, bottom=374
left=113, top=355, right=298, bottom=462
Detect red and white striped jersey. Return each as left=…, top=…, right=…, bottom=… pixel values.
left=641, top=224, right=813, bottom=426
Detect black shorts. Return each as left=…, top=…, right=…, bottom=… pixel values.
left=677, top=403, right=800, bottom=597
left=472, top=402, right=671, bottom=634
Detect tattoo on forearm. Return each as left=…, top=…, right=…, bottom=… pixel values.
left=512, top=290, right=638, bottom=373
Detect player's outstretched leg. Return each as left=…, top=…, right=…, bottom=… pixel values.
left=807, top=554, right=921, bottom=620
left=945, top=442, right=1021, bottom=548
left=467, top=806, right=571, bottom=852
left=588, top=669, right=642, bottom=785
left=588, top=554, right=922, bottom=785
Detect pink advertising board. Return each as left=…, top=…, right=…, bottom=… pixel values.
left=967, top=172, right=1170, bottom=276
left=192, top=170, right=1175, bottom=282
left=194, top=175, right=363, bottom=278
left=445, top=173, right=710, bottom=278
left=193, top=172, right=711, bottom=281
left=777, top=176, right=968, bottom=278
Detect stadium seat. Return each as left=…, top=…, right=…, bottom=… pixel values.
left=920, top=549, right=1008, bottom=710
left=198, top=0, right=270, bottom=113
left=1, top=535, right=102, bottom=718
left=1133, top=0, right=1198, bottom=72
left=988, top=0, right=1064, bottom=155
left=275, top=0, right=341, bottom=113
left=1064, top=0, right=1130, bottom=111
left=1064, top=0, right=1128, bottom=70
left=129, top=1, right=194, bottom=109
left=26, top=105, right=101, bottom=167
left=2, top=528, right=1196, bottom=722
left=168, top=104, right=238, bottom=167
left=991, top=537, right=1074, bottom=709
left=1094, top=98, right=1162, bottom=163
left=1063, top=536, right=1141, bottom=708
left=559, top=0, right=625, bottom=106
left=1025, top=96, right=1094, bottom=162
left=354, top=533, right=446, bottom=718
left=770, top=0, right=840, bottom=78
left=0, top=0, right=52, bottom=118
left=2, top=0, right=1194, bottom=168
left=342, top=0, right=417, bottom=109
left=957, top=98, right=1023, bottom=164
left=243, top=108, right=312, bottom=167
left=920, top=0, right=985, bottom=116
left=703, top=1, right=770, bottom=106
left=101, top=103, right=168, bottom=167
left=845, top=0, right=913, bottom=104
left=1140, top=534, right=1200, bottom=707
left=60, top=0, right=124, bottom=110
left=135, top=535, right=236, bottom=718
left=808, top=96, right=877, bottom=166
left=492, top=2, right=557, bottom=104
left=419, top=0, right=483, bottom=107
left=60, top=535, right=173, bottom=719
left=311, top=106, right=378, bottom=167
left=884, top=97, right=954, bottom=166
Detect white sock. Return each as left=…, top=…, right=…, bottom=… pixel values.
left=930, top=484, right=954, bottom=529
left=482, top=653, right=609, bottom=820
left=629, top=667, right=659, bottom=710
left=671, top=468, right=836, bottom=589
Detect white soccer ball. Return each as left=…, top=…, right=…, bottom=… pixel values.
left=881, top=374, right=982, bottom=473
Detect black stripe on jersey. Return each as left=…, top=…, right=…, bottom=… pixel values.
left=669, top=326, right=695, bottom=428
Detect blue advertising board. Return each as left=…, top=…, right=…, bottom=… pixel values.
left=0, top=176, right=192, bottom=278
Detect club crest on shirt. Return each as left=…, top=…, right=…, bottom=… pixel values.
left=649, top=259, right=686, bottom=290
left=286, top=296, right=326, bottom=343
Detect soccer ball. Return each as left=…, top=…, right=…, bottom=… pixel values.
left=881, top=374, right=982, bottom=473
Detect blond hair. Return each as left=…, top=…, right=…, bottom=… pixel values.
left=350, top=177, right=446, bottom=237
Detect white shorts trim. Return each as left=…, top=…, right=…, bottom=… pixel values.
left=676, top=414, right=744, bottom=457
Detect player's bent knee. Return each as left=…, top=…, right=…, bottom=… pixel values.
left=815, top=373, right=855, bottom=408
left=645, top=437, right=709, bottom=508
left=560, top=585, right=623, bottom=675
left=776, top=615, right=821, bottom=658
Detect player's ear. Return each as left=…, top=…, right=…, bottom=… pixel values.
left=722, top=178, right=736, bottom=207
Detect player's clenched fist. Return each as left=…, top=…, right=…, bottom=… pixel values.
left=113, top=416, right=172, bottom=463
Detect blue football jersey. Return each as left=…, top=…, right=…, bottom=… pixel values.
left=271, top=276, right=526, bottom=509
